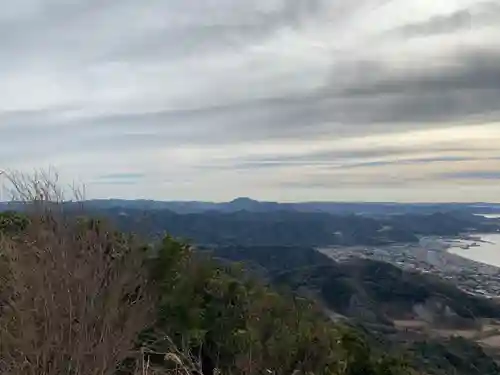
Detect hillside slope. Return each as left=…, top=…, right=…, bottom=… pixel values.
left=0, top=210, right=414, bottom=375
left=208, top=244, right=500, bottom=375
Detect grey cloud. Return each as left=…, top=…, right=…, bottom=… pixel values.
left=281, top=174, right=425, bottom=189
left=104, top=2, right=324, bottom=62
left=4, top=0, right=500, bottom=144
left=398, top=10, right=473, bottom=36
left=104, top=24, right=272, bottom=63
left=338, top=156, right=477, bottom=170
left=101, top=1, right=367, bottom=64
left=0, top=0, right=320, bottom=65
left=295, top=48, right=500, bottom=127
left=439, top=171, right=500, bottom=180
left=3, top=96, right=499, bottom=170
left=90, top=172, right=146, bottom=186
left=97, top=173, right=145, bottom=180
left=254, top=146, right=497, bottom=163
left=280, top=160, right=500, bottom=190
left=115, top=45, right=500, bottom=140
left=392, top=2, right=500, bottom=37
left=198, top=152, right=498, bottom=172
left=0, top=0, right=114, bottom=63
left=99, top=3, right=363, bottom=68
left=91, top=180, right=140, bottom=186
left=338, top=50, right=500, bottom=97
left=1, top=84, right=499, bottom=160
left=103, top=73, right=500, bottom=141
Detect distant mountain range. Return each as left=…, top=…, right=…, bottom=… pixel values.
left=2, top=197, right=499, bottom=216
left=2, top=198, right=499, bottom=248
left=56, top=205, right=497, bottom=248
left=81, top=198, right=500, bottom=215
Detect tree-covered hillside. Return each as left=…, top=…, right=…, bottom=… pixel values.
left=208, top=245, right=500, bottom=325
left=0, top=210, right=414, bottom=375
left=208, top=244, right=500, bottom=375
left=87, top=207, right=500, bottom=248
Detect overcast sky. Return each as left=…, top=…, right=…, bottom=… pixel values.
left=1, top=0, right=500, bottom=202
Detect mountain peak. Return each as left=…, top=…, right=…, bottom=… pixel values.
left=229, top=197, right=259, bottom=204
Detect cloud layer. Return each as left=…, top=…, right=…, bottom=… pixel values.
left=1, top=0, right=500, bottom=202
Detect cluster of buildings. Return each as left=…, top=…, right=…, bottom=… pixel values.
left=318, top=239, right=500, bottom=299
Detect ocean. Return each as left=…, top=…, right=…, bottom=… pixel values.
left=448, top=214, right=500, bottom=267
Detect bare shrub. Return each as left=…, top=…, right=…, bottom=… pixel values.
left=134, top=337, right=206, bottom=375
left=0, top=171, right=158, bottom=375
left=1, top=168, right=83, bottom=207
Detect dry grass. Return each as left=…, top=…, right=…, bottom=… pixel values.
left=0, top=170, right=200, bottom=375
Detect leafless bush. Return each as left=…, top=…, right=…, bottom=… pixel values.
left=1, top=168, right=84, bottom=207
left=135, top=337, right=207, bottom=375
left=0, top=171, right=158, bottom=375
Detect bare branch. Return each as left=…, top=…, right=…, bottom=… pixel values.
left=0, top=171, right=160, bottom=375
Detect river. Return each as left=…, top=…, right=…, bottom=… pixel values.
left=448, top=214, right=500, bottom=267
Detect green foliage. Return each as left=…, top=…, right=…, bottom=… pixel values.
left=270, top=257, right=500, bottom=324
left=0, top=211, right=30, bottom=235
left=337, top=329, right=411, bottom=375
left=409, top=337, right=500, bottom=375
left=143, top=236, right=414, bottom=375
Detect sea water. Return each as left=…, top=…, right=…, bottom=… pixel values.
left=447, top=214, right=500, bottom=266
left=448, top=233, right=500, bottom=268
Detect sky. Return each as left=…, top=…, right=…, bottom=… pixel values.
left=1, top=0, right=500, bottom=202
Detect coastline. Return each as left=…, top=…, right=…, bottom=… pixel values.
left=441, top=233, right=500, bottom=269
left=319, top=237, right=500, bottom=298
